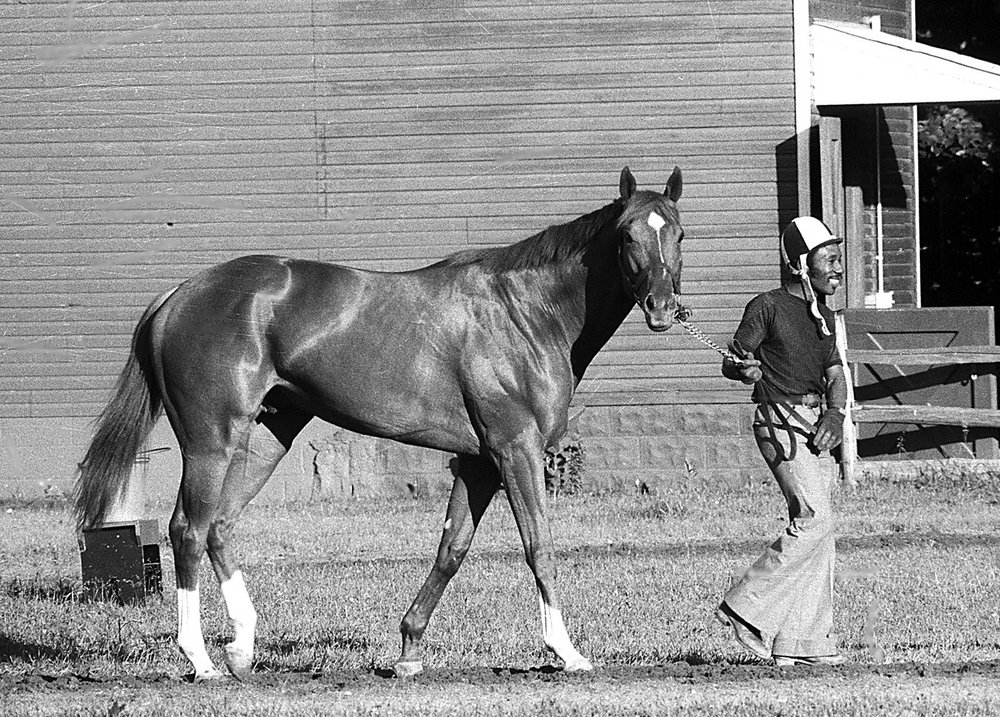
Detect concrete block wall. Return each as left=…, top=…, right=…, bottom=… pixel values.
left=573, top=404, right=764, bottom=493
left=0, top=404, right=768, bottom=507
left=298, top=404, right=769, bottom=499
left=283, top=404, right=767, bottom=502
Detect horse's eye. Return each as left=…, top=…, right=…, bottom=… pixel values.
left=678, top=231, right=685, bottom=243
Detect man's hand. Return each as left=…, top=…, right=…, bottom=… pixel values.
left=722, top=355, right=762, bottom=384
left=735, top=357, right=762, bottom=385
left=813, top=407, right=844, bottom=451
left=721, top=341, right=762, bottom=385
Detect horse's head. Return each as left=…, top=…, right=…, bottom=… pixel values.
left=616, top=166, right=684, bottom=332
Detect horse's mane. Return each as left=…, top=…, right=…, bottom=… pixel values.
left=431, top=200, right=623, bottom=274
left=432, top=190, right=677, bottom=274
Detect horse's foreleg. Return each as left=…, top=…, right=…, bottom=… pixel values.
left=498, top=434, right=592, bottom=672
left=208, top=410, right=310, bottom=680
left=395, top=455, right=499, bottom=677
left=535, top=591, right=590, bottom=671
left=217, top=569, right=256, bottom=678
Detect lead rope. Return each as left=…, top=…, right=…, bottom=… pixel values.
left=677, top=314, right=736, bottom=361
left=676, top=307, right=798, bottom=462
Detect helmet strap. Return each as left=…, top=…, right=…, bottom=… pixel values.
left=797, top=262, right=832, bottom=337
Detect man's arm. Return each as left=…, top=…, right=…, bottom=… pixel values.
left=813, top=363, right=847, bottom=451
left=721, top=295, right=768, bottom=385
left=824, top=363, right=848, bottom=410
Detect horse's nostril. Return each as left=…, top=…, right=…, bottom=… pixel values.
left=644, top=293, right=678, bottom=315
left=645, top=294, right=669, bottom=312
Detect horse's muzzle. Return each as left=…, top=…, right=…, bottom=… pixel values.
left=642, top=293, right=676, bottom=332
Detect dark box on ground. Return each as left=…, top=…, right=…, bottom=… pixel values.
left=80, top=520, right=163, bottom=604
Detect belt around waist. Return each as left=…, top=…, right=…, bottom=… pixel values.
left=753, top=393, right=821, bottom=408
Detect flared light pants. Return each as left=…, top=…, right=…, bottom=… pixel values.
left=723, top=404, right=839, bottom=657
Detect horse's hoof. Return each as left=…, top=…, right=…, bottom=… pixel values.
left=193, top=667, right=225, bottom=683
left=563, top=656, right=594, bottom=672
left=223, top=644, right=254, bottom=680
left=393, top=660, right=424, bottom=678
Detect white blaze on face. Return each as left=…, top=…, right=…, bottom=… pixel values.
left=647, top=211, right=666, bottom=262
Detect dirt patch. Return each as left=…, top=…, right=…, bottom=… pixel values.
left=5, top=659, right=1000, bottom=696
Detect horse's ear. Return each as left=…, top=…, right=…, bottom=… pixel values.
left=619, top=166, right=636, bottom=200
left=664, top=166, right=682, bottom=202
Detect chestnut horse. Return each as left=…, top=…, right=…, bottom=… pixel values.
left=75, top=166, right=684, bottom=680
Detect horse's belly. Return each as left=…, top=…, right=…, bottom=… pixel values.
left=277, top=364, right=480, bottom=455
left=319, top=397, right=480, bottom=455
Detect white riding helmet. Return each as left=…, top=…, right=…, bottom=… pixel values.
left=780, top=217, right=841, bottom=275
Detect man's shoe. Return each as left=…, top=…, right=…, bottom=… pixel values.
left=773, top=653, right=847, bottom=667
left=715, top=602, right=770, bottom=660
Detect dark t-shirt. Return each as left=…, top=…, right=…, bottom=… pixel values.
left=732, top=287, right=840, bottom=397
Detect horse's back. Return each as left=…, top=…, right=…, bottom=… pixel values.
left=163, top=254, right=368, bottom=332
left=155, top=254, right=481, bottom=452
left=152, top=253, right=572, bottom=455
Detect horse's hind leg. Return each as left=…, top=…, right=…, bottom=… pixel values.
left=395, top=454, right=500, bottom=677
left=206, top=409, right=311, bottom=680
left=171, top=446, right=234, bottom=682
left=171, top=407, right=308, bottom=682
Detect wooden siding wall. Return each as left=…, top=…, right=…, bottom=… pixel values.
left=1, top=0, right=796, bottom=423
left=810, top=0, right=918, bottom=306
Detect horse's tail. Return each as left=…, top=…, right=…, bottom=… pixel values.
left=73, top=288, right=176, bottom=531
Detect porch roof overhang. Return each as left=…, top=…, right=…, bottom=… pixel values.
left=811, top=20, right=1000, bottom=106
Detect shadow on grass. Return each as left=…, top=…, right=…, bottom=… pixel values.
left=601, top=649, right=763, bottom=668
left=4, top=577, right=79, bottom=603
left=269, top=532, right=1000, bottom=575
left=4, top=575, right=167, bottom=608
left=251, top=630, right=379, bottom=675
left=259, top=630, right=374, bottom=656
left=566, top=532, right=1000, bottom=560
left=0, top=633, right=68, bottom=663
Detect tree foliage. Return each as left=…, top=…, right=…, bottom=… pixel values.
left=918, top=106, right=993, bottom=162
left=915, top=1, right=1000, bottom=307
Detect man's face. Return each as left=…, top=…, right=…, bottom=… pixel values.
left=807, top=243, right=843, bottom=296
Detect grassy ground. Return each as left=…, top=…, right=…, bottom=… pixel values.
left=1, top=466, right=999, bottom=714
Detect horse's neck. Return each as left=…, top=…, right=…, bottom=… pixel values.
left=556, top=230, right=634, bottom=382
